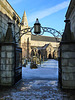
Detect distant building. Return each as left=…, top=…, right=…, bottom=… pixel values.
left=37, top=43, right=54, bottom=60
left=21, top=11, right=60, bottom=60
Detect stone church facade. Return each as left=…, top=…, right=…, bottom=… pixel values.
left=0, top=0, right=59, bottom=61
left=21, top=12, right=59, bottom=60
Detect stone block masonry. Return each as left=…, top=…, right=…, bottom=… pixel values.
left=0, top=12, right=8, bottom=41
left=59, top=42, right=75, bottom=89
left=0, top=43, right=15, bottom=86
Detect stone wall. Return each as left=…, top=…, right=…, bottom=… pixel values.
left=60, top=42, right=75, bottom=89
left=69, top=7, right=75, bottom=38
left=66, top=0, right=75, bottom=38
left=0, top=0, right=21, bottom=43
left=0, top=11, right=8, bottom=41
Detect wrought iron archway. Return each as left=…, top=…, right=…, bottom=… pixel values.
left=15, top=18, right=62, bottom=42
left=15, top=26, right=62, bottom=42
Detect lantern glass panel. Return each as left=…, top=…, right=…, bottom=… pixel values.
left=34, top=24, right=41, bottom=34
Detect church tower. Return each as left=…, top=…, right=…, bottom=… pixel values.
left=21, top=11, right=31, bottom=60
left=21, top=11, right=28, bottom=27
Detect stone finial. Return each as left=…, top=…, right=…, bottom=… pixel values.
left=4, top=22, right=15, bottom=43
left=62, top=19, right=75, bottom=42
left=21, top=11, right=28, bottom=27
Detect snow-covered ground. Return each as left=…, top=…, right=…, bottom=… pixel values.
left=22, top=59, right=58, bottom=80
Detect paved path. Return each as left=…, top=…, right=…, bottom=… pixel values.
left=0, top=60, right=75, bottom=100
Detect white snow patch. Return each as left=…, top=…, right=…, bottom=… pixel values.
left=22, top=59, right=58, bottom=80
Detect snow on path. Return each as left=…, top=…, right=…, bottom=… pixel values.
left=22, top=59, right=58, bottom=80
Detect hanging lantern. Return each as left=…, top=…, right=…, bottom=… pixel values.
left=34, top=18, right=41, bottom=34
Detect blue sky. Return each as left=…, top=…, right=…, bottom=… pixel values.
left=7, top=0, right=70, bottom=36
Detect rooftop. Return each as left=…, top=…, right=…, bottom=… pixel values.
left=31, top=35, right=60, bottom=42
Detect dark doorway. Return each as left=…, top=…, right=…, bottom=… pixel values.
left=48, top=54, right=51, bottom=59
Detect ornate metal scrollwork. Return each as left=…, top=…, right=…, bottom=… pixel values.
left=15, top=26, right=62, bottom=42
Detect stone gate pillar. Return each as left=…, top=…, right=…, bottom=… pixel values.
left=59, top=19, right=75, bottom=89
left=0, top=43, right=16, bottom=86
left=0, top=22, right=22, bottom=86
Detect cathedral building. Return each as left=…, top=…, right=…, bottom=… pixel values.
left=21, top=11, right=60, bottom=60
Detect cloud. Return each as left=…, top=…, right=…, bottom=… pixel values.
left=28, top=0, right=70, bottom=23
left=9, top=0, right=23, bottom=4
